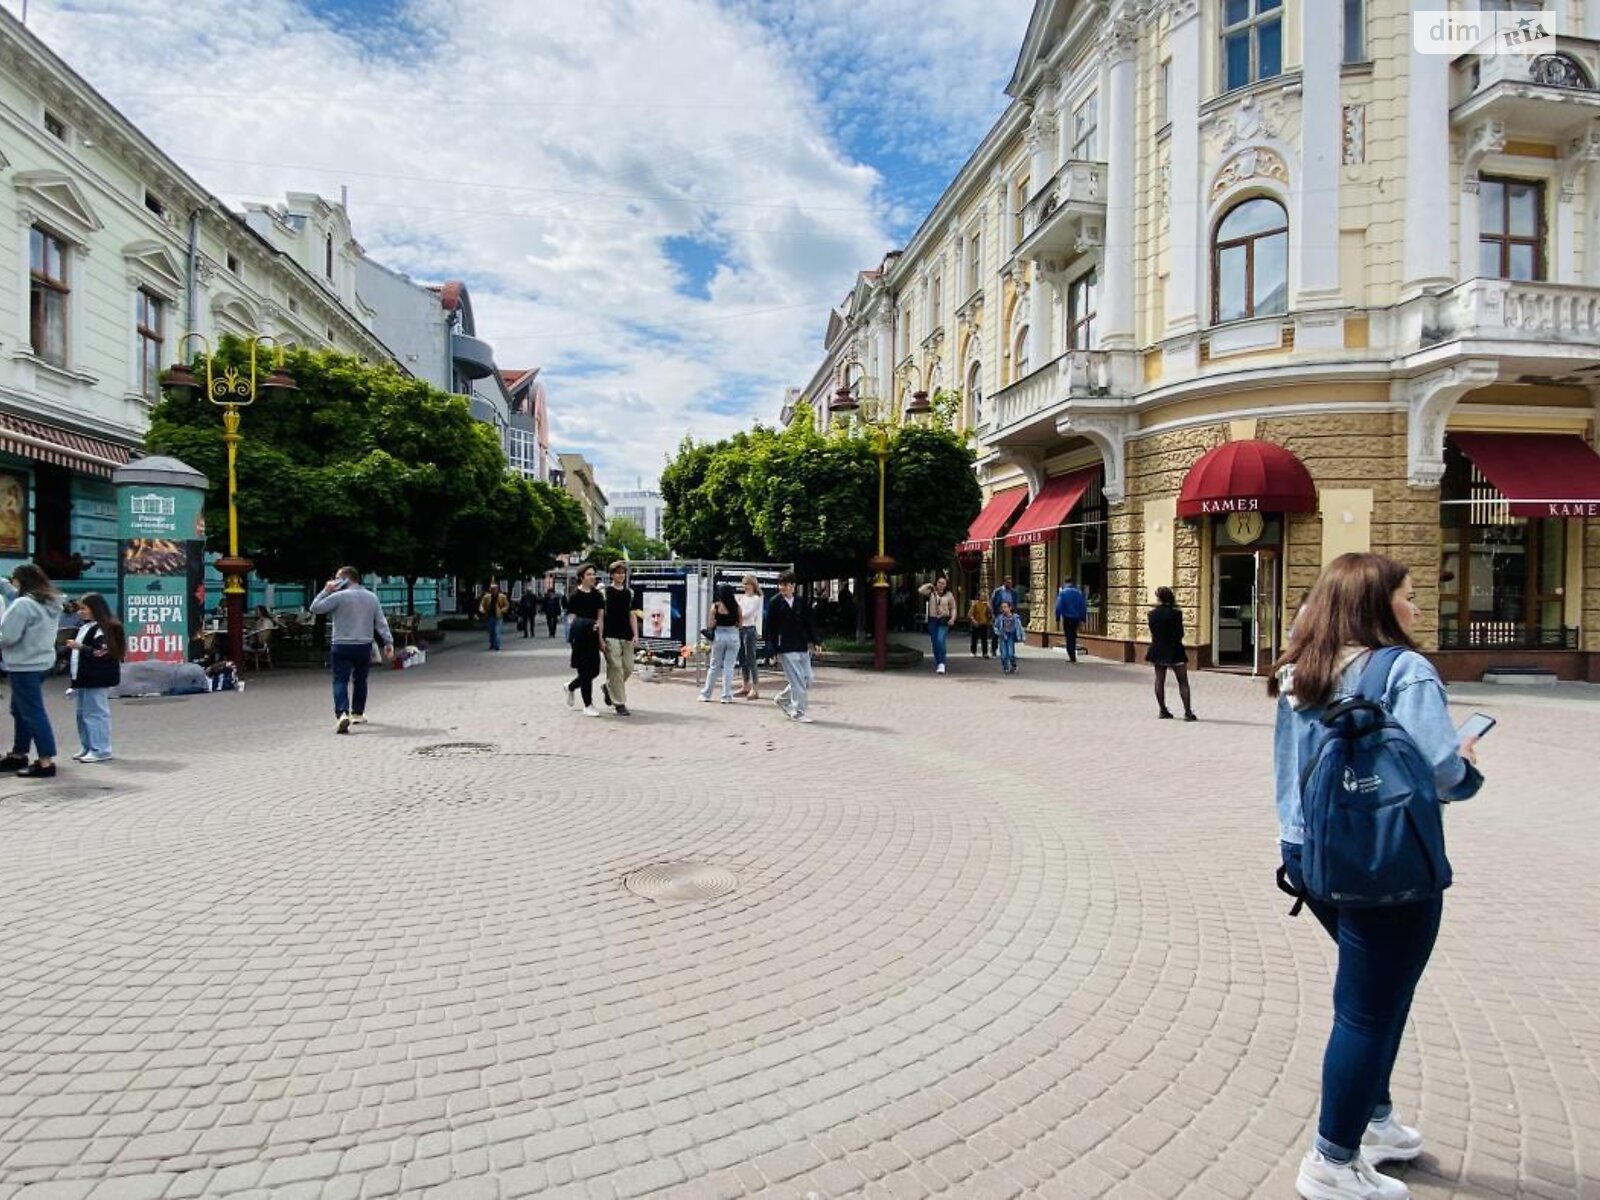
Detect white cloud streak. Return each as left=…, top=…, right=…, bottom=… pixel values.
left=13, top=0, right=1031, bottom=492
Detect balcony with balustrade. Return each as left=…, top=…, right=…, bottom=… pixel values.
left=1452, top=34, right=1600, bottom=138
left=979, top=349, right=1138, bottom=450
left=1011, top=160, right=1107, bottom=266
left=1414, top=277, right=1600, bottom=370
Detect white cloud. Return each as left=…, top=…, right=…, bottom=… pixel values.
left=13, top=0, right=1031, bottom=493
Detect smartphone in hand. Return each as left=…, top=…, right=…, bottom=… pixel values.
left=1457, top=712, right=1497, bottom=740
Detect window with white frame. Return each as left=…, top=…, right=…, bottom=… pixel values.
left=930, top=273, right=943, bottom=332
left=29, top=226, right=69, bottom=367
left=966, top=360, right=983, bottom=428
left=1013, top=176, right=1030, bottom=247
left=136, top=289, right=165, bottom=401
left=966, top=230, right=981, bottom=295
left=1158, top=60, right=1172, bottom=126
left=1212, top=196, right=1289, bottom=322
left=1071, top=94, right=1099, bottom=159
left=900, top=306, right=911, bottom=357
left=1221, top=0, right=1283, bottom=92
left=1067, top=271, right=1099, bottom=350
left=1013, top=325, right=1031, bottom=379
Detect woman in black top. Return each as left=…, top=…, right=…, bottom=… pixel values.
left=564, top=565, right=604, bottom=715
left=1146, top=586, right=1197, bottom=721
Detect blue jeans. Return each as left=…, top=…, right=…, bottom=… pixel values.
left=330, top=643, right=372, bottom=717
left=1283, top=843, right=1442, bottom=1161
left=929, top=617, right=949, bottom=667
left=75, top=687, right=112, bottom=755
left=777, top=651, right=814, bottom=715
left=486, top=617, right=502, bottom=650
left=699, top=627, right=740, bottom=699
left=998, top=637, right=1017, bottom=671
left=9, top=670, right=56, bottom=759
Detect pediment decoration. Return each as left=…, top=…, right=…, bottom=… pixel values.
left=13, top=169, right=102, bottom=239
left=123, top=240, right=185, bottom=294
left=1210, top=147, right=1289, bottom=201
left=211, top=291, right=260, bottom=335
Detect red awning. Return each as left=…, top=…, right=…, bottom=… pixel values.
left=0, top=413, right=134, bottom=478
left=1177, top=439, right=1316, bottom=518
left=956, top=487, right=1028, bottom=553
left=1005, top=466, right=1099, bottom=547
left=1450, top=432, right=1600, bottom=518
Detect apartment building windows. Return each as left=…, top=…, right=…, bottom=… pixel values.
left=1067, top=271, right=1099, bottom=350
left=1071, top=94, right=1099, bottom=159
left=1013, top=176, right=1030, bottom=248
left=1013, top=326, right=1031, bottom=379
left=29, top=226, right=69, bottom=367
left=136, top=290, right=164, bottom=401
left=930, top=273, right=943, bottom=332
left=1222, top=0, right=1283, bottom=92
left=965, top=231, right=981, bottom=296
left=325, top=232, right=335, bottom=279
left=1478, top=176, right=1545, bottom=281
left=1212, top=197, right=1288, bottom=322
left=1157, top=61, right=1171, bottom=127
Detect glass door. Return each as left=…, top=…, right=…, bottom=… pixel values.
left=1253, top=550, right=1280, bottom=676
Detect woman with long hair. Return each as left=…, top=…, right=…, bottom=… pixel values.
left=67, top=592, right=124, bottom=763
left=734, top=575, right=764, bottom=700
left=563, top=564, right=604, bottom=716
left=1146, top=586, right=1196, bottom=721
left=1273, top=553, right=1484, bottom=1200
left=0, top=563, right=66, bottom=777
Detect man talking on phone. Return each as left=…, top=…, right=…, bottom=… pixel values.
left=309, top=566, right=394, bottom=734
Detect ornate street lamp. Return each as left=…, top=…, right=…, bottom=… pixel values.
left=161, top=335, right=296, bottom=667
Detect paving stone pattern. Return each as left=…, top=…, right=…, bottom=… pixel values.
left=0, top=637, right=1596, bottom=1198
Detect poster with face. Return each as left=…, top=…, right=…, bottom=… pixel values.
left=0, top=470, right=27, bottom=554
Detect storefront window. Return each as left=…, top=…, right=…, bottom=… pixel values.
left=1439, top=445, right=1572, bottom=648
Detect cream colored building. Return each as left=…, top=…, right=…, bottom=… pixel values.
left=798, top=0, right=1600, bottom=681
left=0, top=8, right=393, bottom=599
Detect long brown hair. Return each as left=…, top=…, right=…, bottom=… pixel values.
left=1268, top=553, right=1417, bottom=706
left=77, top=592, right=126, bottom=660
left=10, top=562, right=60, bottom=604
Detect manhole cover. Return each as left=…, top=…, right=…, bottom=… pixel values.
left=623, top=862, right=739, bottom=903
left=0, top=784, right=118, bottom=803
left=413, top=742, right=497, bottom=757
left=1012, top=694, right=1061, bottom=705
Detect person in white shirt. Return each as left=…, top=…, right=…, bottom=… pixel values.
left=734, top=575, right=765, bottom=700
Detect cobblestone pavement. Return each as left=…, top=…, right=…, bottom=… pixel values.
left=1, top=634, right=1596, bottom=1199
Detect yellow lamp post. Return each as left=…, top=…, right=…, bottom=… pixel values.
left=160, top=335, right=296, bottom=666
left=829, top=365, right=933, bottom=670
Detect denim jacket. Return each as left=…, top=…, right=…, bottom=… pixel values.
left=1273, top=647, right=1483, bottom=845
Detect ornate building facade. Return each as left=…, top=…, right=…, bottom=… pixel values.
left=797, top=0, right=1600, bottom=681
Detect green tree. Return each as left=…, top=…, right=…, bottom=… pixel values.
left=660, top=429, right=768, bottom=560
left=146, top=340, right=571, bottom=609
left=603, top=516, right=671, bottom=562
left=747, top=417, right=875, bottom=579
left=883, top=422, right=982, bottom=575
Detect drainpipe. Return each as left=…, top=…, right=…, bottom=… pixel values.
left=184, top=209, right=201, bottom=336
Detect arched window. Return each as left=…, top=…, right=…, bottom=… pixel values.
left=1212, top=196, right=1288, bottom=323
left=966, top=360, right=983, bottom=429
left=1013, top=326, right=1031, bottom=379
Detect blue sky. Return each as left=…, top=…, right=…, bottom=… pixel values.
left=15, top=0, right=1035, bottom=489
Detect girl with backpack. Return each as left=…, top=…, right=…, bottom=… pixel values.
left=66, top=592, right=124, bottom=763
left=0, top=564, right=66, bottom=778
left=1270, top=553, right=1484, bottom=1200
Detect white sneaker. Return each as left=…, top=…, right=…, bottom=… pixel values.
left=789, top=712, right=814, bottom=724
left=350, top=714, right=367, bottom=725
left=774, top=687, right=791, bottom=705
left=1296, top=1150, right=1409, bottom=1200
left=935, top=663, right=946, bottom=674
left=1362, top=1115, right=1423, bottom=1166
left=720, top=697, right=732, bottom=704
left=80, top=751, right=113, bottom=763
left=697, top=695, right=711, bottom=703
left=565, top=687, right=575, bottom=709
left=582, top=705, right=600, bottom=717
left=336, top=715, right=351, bottom=735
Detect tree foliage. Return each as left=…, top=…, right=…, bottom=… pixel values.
left=658, top=401, right=980, bottom=579
left=586, top=516, right=671, bottom=569
left=145, top=340, right=581, bottom=597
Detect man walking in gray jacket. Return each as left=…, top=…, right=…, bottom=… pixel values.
left=309, top=566, right=394, bottom=734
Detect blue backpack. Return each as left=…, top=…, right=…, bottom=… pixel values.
left=1295, top=646, right=1453, bottom=908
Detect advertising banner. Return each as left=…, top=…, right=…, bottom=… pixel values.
left=629, top=565, right=690, bottom=655
left=712, top=564, right=784, bottom=641
left=118, top=488, right=206, bottom=663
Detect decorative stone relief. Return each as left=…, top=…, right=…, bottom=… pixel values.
left=1216, top=93, right=1282, bottom=153
left=1342, top=105, right=1366, bottom=165
left=1159, top=154, right=1172, bottom=230
left=1460, top=119, right=1507, bottom=193
left=1100, top=17, right=1139, bottom=65
left=1560, top=121, right=1600, bottom=201
left=1398, top=360, right=1500, bottom=487
left=1210, top=147, right=1289, bottom=201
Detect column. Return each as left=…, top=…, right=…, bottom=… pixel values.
left=875, top=308, right=894, bottom=407
left=1296, top=0, right=1342, bottom=308
left=1165, top=1, right=1202, bottom=335
left=1029, top=266, right=1052, bottom=367
left=1403, top=0, right=1454, bottom=294
left=1102, top=17, right=1139, bottom=348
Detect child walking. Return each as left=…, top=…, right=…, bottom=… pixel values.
left=994, top=601, right=1025, bottom=675
left=67, top=592, right=124, bottom=762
